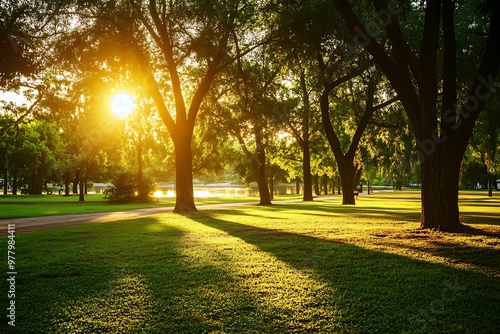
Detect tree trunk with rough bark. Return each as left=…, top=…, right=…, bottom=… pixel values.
left=173, top=130, right=196, bottom=213
left=420, top=155, right=461, bottom=231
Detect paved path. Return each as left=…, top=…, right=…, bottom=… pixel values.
left=0, top=196, right=341, bottom=233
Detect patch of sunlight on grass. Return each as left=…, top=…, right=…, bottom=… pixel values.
left=51, top=272, right=156, bottom=333
left=200, top=191, right=499, bottom=278
left=176, top=218, right=343, bottom=331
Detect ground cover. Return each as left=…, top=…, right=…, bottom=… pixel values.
left=2, top=191, right=499, bottom=333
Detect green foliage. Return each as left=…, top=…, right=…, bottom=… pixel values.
left=103, top=171, right=154, bottom=203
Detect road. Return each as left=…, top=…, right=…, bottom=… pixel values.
left=0, top=196, right=341, bottom=233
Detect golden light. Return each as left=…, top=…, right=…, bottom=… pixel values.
left=110, top=92, right=135, bottom=117
left=153, top=191, right=163, bottom=202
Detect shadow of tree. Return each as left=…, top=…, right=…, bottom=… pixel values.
left=187, top=212, right=500, bottom=333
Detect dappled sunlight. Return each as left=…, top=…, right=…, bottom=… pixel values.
left=52, top=272, right=156, bottom=333
left=201, top=195, right=500, bottom=278
left=176, top=216, right=344, bottom=331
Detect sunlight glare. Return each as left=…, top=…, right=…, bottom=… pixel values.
left=110, top=92, right=135, bottom=117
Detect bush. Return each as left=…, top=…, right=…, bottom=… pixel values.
left=103, top=171, right=155, bottom=203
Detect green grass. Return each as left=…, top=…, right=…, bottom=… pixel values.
left=0, top=193, right=303, bottom=219
left=1, top=191, right=499, bottom=333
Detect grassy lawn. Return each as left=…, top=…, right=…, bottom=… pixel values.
left=2, top=191, right=499, bottom=333
left=0, top=193, right=303, bottom=219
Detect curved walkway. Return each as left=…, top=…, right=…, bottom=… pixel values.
left=0, top=196, right=341, bottom=233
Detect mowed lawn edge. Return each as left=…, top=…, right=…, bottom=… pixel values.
left=1, top=191, right=499, bottom=333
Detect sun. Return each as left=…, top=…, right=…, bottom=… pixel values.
left=110, top=92, right=135, bottom=117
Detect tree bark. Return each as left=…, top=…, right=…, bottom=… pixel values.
left=300, top=71, right=314, bottom=202
left=173, top=129, right=197, bottom=213
left=332, top=0, right=500, bottom=230
left=72, top=171, right=79, bottom=194
left=79, top=176, right=85, bottom=202
left=337, top=176, right=341, bottom=195
left=314, top=174, right=320, bottom=196
left=323, top=174, right=328, bottom=195
left=12, top=169, right=17, bottom=195
left=269, top=169, right=274, bottom=200
left=420, top=155, right=461, bottom=231
left=339, top=164, right=356, bottom=205
left=2, top=169, right=7, bottom=195
left=486, top=168, right=493, bottom=198
left=302, top=139, right=313, bottom=201
left=63, top=171, right=70, bottom=196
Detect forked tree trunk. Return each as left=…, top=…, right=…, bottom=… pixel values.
left=173, top=131, right=196, bottom=213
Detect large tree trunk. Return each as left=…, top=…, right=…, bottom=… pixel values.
left=173, top=131, right=197, bottom=213
left=420, top=156, right=461, bottom=231
left=332, top=0, right=500, bottom=231
left=339, top=164, right=356, bottom=205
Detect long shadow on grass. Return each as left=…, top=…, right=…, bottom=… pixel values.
left=10, top=217, right=228, bottom=333
left=189, top=212, right=500, bottom=334
left=255, top=202, right=423, bottom=221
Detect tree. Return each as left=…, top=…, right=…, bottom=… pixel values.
left=469, top=91, right=500, bottom=196
left=56, top=0, right=266, bottom=212
left=332, top=0, right=500, bottom=230
left=215, top=58, right=282, bottom=205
